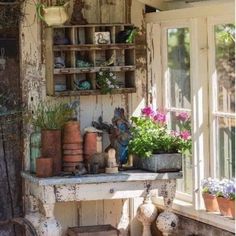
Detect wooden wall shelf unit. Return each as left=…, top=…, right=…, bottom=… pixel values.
left=45, top=24, right=136, bottom=96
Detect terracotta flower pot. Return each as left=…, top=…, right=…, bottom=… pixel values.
left=36, top=157, right=53, bottom=178
left=63, top=161, right=82, bottom=172
left=63, top=143, right=83, bottom=150
left=63, top=121, right=81, bottom=144
left=217, top=197, right=235, bottom=219
left=83, top=132, right=97, bottom=160
left=63, top=149, right=83, bottom=155
left=41, top=129, right=62, bottom=176
left=202, top=193, right=220, bottom=212
left=63, top=155, right=83, bottom=163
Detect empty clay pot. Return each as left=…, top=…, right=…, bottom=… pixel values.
left=63, top=161, right=83, bottom=172
left=36, top=157, right=53, bottom=177
left=63, top=155, right=83, bottom=162
left=63, top=149, right=83, bottom=155
left=63, top=121, right=81, bottom=144
left=41, top=129, right=62, bottom=176
left=83, top=132, right=97, bottom=158
left=63, top=143, right=83, bottom=150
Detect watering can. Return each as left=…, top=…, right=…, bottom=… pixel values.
left=36, top=2, right=69, bottom=26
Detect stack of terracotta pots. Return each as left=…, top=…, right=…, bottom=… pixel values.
left=63, top=121, right=83, bottom=172
left=83, top=131, right=98, bottom=164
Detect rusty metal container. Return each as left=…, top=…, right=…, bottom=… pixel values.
left=41, top=129, right=62, bottom=176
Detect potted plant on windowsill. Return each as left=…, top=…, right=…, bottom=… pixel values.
left=201, top=178, right=220, bottom=212
left=128, top=107, right=191, bottom=173
left=36, top=0, right=69, bottom=26
left=216, top=179, right=235, bottom=219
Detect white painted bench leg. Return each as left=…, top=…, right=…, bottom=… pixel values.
left=156, top=180, right=179, bottom=236
left=117, top=199, right=130, bottom=236
left=25, top=195, right=43, bottom=235
left=38, top=203, right=62, bottom=236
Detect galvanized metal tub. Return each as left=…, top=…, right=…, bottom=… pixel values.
left=134, top=153, right=182, bottom=173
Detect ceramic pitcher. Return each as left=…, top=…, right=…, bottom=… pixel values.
left=37, top=2, right=69, bottom=26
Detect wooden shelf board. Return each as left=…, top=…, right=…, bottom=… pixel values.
left=53, top=88, right=136, bottom=97
left=53, top=43, right=135, bottom=51
left=50, top=23, right=134, bottom=29
left=54, top=66, right=136, bottom=74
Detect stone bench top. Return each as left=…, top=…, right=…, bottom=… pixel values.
left=21, top=170, right=182, bottom=186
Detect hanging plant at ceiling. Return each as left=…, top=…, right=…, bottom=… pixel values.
left=0, top=0, right=25, bottom=28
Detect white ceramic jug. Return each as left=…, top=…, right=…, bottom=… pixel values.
left=37, top=2, right=69, bottom=26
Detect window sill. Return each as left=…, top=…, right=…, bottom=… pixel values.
left=152, top=197, right=235, bottom=233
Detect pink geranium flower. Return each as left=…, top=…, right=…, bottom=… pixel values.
left=177, top=112, right=190, bottom=122
left=153, top=112, right=166, bottom=123
left=141, top=107, right=155, bottom=117
left=180, top=130, right=191, bottom=140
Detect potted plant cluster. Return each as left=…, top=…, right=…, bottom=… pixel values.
left=201, top=178, right=235, bottom=218
left=31, top=102, right=73, bottom=176
left=128, top=107, right=191, bottom=172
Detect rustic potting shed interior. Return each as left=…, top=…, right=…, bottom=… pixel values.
left=0, top=0, right=235, bottom=235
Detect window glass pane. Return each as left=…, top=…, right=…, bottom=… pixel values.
left=167, top=28, right=191, bottom=109
left=170, top=111, right=192, bottom=195
left=215, top=24, right=235, bottom=113
left=216, top=117, right=235, bottom=178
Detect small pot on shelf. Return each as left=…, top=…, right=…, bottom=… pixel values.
left=36, top=157, right=53, bottom=178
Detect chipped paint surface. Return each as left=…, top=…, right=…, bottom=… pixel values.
left=55, top=185, right=77, bottom=202
left=20, top=1, right=151, bottom=235
left=23, top=171, right=178, bottom=236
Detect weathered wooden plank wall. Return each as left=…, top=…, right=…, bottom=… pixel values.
left=0, top=31, right=23, bottom=235
left=20, top=0, right=148, bottom=235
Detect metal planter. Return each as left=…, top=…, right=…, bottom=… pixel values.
left=134, top=153, right=182, bottom=173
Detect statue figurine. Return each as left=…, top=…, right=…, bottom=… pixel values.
left=70, top=0, right=88, bottom=25
left=109, top=107, right=131, bottom=166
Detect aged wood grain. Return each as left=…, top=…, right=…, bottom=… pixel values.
left=0, top=35, right=23, bottom=235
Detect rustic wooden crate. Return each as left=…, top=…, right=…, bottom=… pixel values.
left=67, top=224, right=119, bottom=236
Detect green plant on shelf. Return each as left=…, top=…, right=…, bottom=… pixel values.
left=96, top=70, right=119, bottom=94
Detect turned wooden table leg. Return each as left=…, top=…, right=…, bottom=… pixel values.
left=156, top=180, right=179, bottom=236
left=136, top=183, right=158, bottom=236
left=38, top=203, right=62, bottom=236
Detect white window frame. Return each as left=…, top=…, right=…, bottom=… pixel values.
left=146, top=2, right=235, bottom=232
left=207, top=15, right=236, bottom=179
left=161, top=20, right=193, bottom=202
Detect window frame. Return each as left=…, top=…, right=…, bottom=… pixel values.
left=146, top=2, right=235, bottom=211
left=207, top=15, right=235, bottom=179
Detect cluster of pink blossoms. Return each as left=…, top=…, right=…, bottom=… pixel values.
left=141, top=106, right=191, bottom=140
left=141, top=107, right=166, bottom=123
